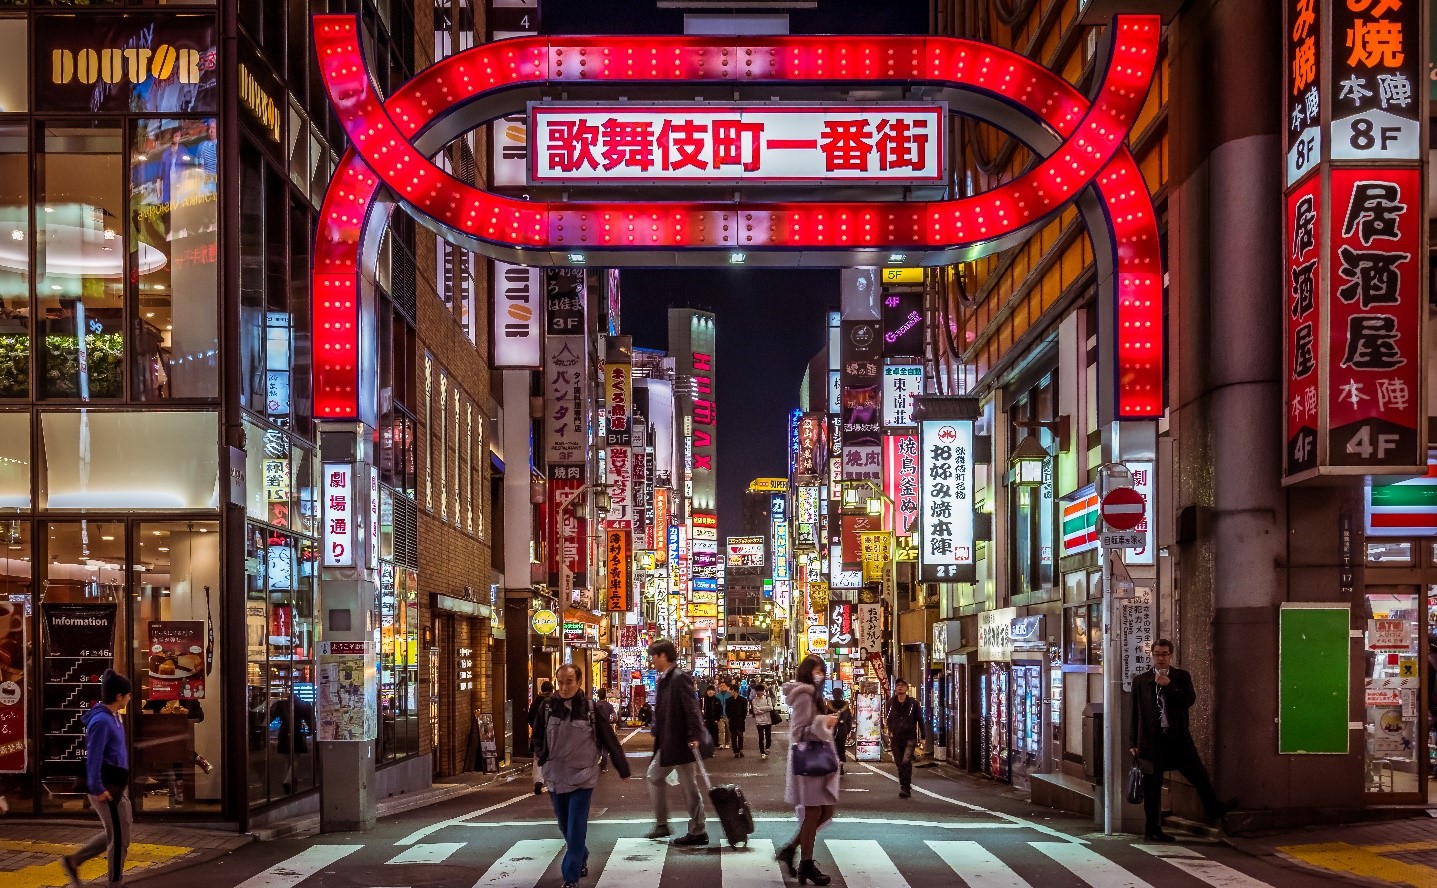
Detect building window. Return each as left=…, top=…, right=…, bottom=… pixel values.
left=0, top=125, right=28, bottom=399
left=39, top=410, right=220, bottom=510
left=38, top=122, right=125, bottom=401
left=0, top=410, right=29, bottom=509
left=1008, top=372, right=1057, bottom=600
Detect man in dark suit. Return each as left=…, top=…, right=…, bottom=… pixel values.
left=644, top=639, right=709, bottom=846
left=1129, top=638, right=1231, bottom=840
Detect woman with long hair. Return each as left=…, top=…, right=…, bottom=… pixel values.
left=777, top=655, right=839, bottom=885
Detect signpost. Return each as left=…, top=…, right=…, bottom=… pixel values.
left=1097, top=464, right=1141, bottom=835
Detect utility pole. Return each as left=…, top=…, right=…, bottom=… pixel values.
left=1097, top=462, right=1134, bottom=836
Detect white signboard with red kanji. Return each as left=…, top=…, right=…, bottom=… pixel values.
left=322, top=462, right=354, bottom=568
left=530, top=103, right=945, bottom=184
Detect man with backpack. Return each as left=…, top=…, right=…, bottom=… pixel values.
left=884, top=678, right=924, bottom=798
left=594, top=688, right=617, bottom=772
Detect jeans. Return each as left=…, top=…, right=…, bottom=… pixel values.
left=646, top=757, right=706, bottom=835
left=728, top=719, right=745, bottom=754
left=756, top=723, right=772, bottom=754
left=548, top=787, right=594, bottom=883
left=894, top=738, right=917, bottom=790
left=75, top=792, right=131, bottom=883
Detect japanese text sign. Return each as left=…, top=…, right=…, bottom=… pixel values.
left=530, top=103, right=945, bottom=184
left=1285, top=174, right=1323, bottom=477
left=1285, top=0, right=1324, bottom=184
left=883, top=433, right=921, bottom=537
left=321, top=462, right=354, bottom=567
left=605, top=527, right=632, bottom=612
left=882, top=365, right=923, bottom=427
left=829, top=602, right=855, bottom=647
left=920, top=420, right=975, bottom=580
left=1330, top=0, right=1421, bottom=162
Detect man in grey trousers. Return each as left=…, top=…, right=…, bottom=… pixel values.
left=643, top=639, right=709, bottom=845
left=63, top=670, right=132, bottom=887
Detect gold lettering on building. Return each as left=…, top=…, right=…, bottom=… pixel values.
left=51, top=44, right=201, bottom=86
left=239, top=63, right=282, bottom=144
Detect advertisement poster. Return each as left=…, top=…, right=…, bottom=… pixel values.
left=854, top=690, right=883, bottom=761
left=0, top=598, right=26, bottom=772
left=145, top=620, right=206, bottom=700
left=317, top=640, right=375, bottom=741
left=42, top=604, right=116, bottom=771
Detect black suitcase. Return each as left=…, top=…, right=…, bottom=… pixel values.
left=695, top=757, right=754, bottom=847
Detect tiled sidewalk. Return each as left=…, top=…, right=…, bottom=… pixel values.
left=0, top=821, right=251, bottom=888
left=1226, top=815, right=1437, bottom=887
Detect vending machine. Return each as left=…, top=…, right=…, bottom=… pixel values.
left=1010, top=616, right=1048, bottom=792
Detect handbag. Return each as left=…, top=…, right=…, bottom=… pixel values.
left=791, top=739, right=839, bottom=776
left=1124, top=761, right=1146, bottom=805
left=770, top=705, right=783, bottom=725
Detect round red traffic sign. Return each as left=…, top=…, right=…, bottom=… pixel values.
left=1101, top=487, right=1145, bottom=531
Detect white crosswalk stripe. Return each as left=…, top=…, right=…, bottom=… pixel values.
left=234, top=845, right=365, bottom=888
left=386, top=842, right=466, bottom=864
left=1137, top=843, right=1277, bottom=888
left=825, top=838, right=908, bottom=888
left=720, top=838, right=781, bottom=888
left=927, top=839, right=1031, bottom=888
left=593, top=836, right=667, bottom=888
left=469, top=838, right=565, bottom=888
left=1032, top=842, right=1158, bottom=888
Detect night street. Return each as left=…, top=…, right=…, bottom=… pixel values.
left=130, top=731, right=1326, bottom=888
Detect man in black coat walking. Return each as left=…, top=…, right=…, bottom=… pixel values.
left=1129, top=638, right=1231, bottom=840
left=644, top=639, right=709, bottom=846
left=884, top=678, right=923, bottom=798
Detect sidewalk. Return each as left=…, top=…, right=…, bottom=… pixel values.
left=0, top=761, right=533, bottom=887
left=1225, top=815, right=1437, bottom=888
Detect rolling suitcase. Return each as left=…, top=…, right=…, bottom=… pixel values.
left=694, top=755, right=754, bottom=847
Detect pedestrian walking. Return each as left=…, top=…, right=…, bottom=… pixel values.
left=644, top=639, right=710, bottom=846
left=776, top=655, right=840, bottom=886
left=830, top=690, right=853, bottom=775
left=725, top=685, right=749, bottom=758
left=528, top=679, right=554, bottom=794
left=60, top=670, right=132, bottom=888
left=750, top=680, right=777, bottom=758
left=532, top=664, right=631, bottom=888
left=702, top=685, right=724, bottom=756
left=594, top=688, right=617, bottom=772
left=715, top=681, right=732, bottom=748
left=1129, top=638, right=1234, bottom=840
left=884, top=678, right=923, bottom=798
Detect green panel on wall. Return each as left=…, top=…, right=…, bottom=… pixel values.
left=1279, top=605, right=1350, bottom=754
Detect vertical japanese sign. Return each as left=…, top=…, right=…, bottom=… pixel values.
left=795, top=413, right=826, bottom=478
left=920, top=419, right=974, bottom=581
left=321, top=463, right=354, bottom=567
left=829, top=602, right=855, bottom=647
left=771, top=493, right=790, bottom=586
left=547, top=465, right=586, bottom=589
left=544, top=269, right=587, bottom=464
left=493, top=261, right=543, bottom=367
left=1282, top=0, right=1426, bottom=481
left=882, top=433, right=921, bottom=536
left=795, top=485, right=820, bottom=548
left=856, top=602, right=883, bottom=655
left=859, top=531, right=890, bottom=582
left=606, top=527, right=632, bottom=612
left=882, top=365, right=922, bottom=427
left=841, top=321, right=882, bottom=480
left=882, top=289, right=925, bottom=356
left=653, top=487, right=671, bottom=565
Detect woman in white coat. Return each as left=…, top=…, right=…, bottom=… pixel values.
left=776, top=655, right=839, bottom=886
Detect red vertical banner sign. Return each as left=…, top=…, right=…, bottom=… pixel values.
left=606, top=527, right=632, bottom=612
left=548, top=465, right=586, bottom=589
left=1327, top=167, right=1422, bottom=466
left=1282, top=0, right=1425, bottom=482
left=882, top=433, right=921, bottom=536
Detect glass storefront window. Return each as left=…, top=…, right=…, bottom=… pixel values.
left=39, top=410, right=219, bottom=510
left=0, top=411, right=29, bottom=510
left=0, top=520, right=32, bottom=812
left=377, top=562, right=419, bottom=763
left=0, top=125, right=28, bottom=399
left=1363, top=590, right=1422, bottom=795
left=130, top=119, right=219, bottom=400
left=243, top=416, right=314, bottom=535
left=38, top=521, right=127, bottom=813
left=131, top=521, right=220, bottom=813
left=38, top=123, right=125, bottom=401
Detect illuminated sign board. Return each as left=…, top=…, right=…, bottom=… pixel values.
left=919, top=420, right=974, bottom=581
left=321, top=463, right=354, bottom=567
left=493, top=262, right=543, bottom=367
left=882, top=365, right=922, bottom=427
left=530, top=104, right=945, bottom=185
left=883, top=433, right=920, bottom=537
left=605, top=527, right=632, bottom=611
left=748, top=478, right=789, bottom=493
left=726, top=536, right=766, bottom=566
left=37, top=14, right=218, bottom=114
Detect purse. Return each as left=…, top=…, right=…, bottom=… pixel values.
left=1124, top=761, right=1146, bottom=805
left=791, top=739, right=839, bottom=776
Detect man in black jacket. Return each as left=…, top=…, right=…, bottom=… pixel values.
left=644, top=639, right=709, bottom=846
left=1128, top=638, right=1231, bottom=840
left=884, top=678, right=923, bottom=798
left=527, top=680, right=554, bottom=794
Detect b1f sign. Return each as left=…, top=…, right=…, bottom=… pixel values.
left=530, top=103, right=945, bottom=184
left=920, top=420, right=975, bottom=582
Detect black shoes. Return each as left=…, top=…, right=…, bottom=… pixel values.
left=798, top=859, right=832, bottom=886
left=1144, top=830, right=1176, bottom=842
left=899, top=789, right=911, bottom=798
left=60, top=855, right=80, bottom=888
left=775, top=841, right=798, bottom=877
left=534, top=781, right=544, bottom=795
left=672, top=832, right=709, bottom=847
left=645, top=824, right=672, bottom=839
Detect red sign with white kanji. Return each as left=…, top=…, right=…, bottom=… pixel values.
left=1326, top=167, right=1421, bottom=468
left=530, top=104, right=945, bottom=184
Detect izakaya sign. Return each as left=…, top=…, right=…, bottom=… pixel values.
left=531, top=104, right=945, bottom=183
left=312, top=16, right=1165, bottom=423
left=1282, top=0, right=1427, bottom=481
left=920, top=419, right=974, bottom=582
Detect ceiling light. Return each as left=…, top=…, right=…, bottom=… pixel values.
left=50, top=285, right=61, bottom=290
left=158, top=547, right=169, bottom=552
left=729, top=251, right=746, bottom=264
left=101, top=535, right=114, bottom=541
left=888, top=253, right=907, bottom=263
left=9, top=229, right=21, bottom=241
left=567, top=253, right=585, bottom=264
left=146, top=312, right=154, bottom=318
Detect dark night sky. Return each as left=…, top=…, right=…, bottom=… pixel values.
left=538, top=0, right=929, bottom=534
left=620, top=270, right=833, bottom=534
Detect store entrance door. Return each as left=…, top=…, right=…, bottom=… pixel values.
left=1360, top=585, right=1429, bottom=803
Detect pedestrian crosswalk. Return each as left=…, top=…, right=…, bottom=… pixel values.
left=241, top=836, right=1277, bottom=888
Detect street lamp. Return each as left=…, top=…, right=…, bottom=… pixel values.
left=1007, top=434, right=1053, bottom=486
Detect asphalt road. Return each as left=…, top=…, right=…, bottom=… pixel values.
left=139, top=728, right=1349, bottom=888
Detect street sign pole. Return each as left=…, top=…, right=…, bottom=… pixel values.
left=1097, top=463, right=1135, bottom=836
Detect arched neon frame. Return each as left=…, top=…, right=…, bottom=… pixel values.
left=312, top=15, right=1163, bottom=422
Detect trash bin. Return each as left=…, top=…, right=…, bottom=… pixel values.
left=1082, top=702, right=1104, bottom=785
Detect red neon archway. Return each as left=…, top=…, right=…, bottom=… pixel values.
left=311, top=16, right=1163, bottom=421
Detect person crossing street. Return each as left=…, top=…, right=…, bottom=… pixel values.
left=884, top=678, right=923, bottom=798
left=644, top=639, right=710, bottom=846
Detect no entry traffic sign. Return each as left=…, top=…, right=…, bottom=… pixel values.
left=1101, top=487, right=1145, bottom=531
